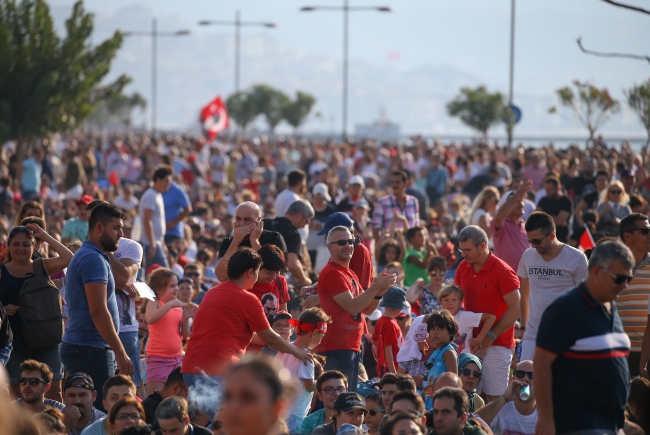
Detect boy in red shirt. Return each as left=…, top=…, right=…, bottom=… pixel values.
left=372, top=286, right=409, bottom=376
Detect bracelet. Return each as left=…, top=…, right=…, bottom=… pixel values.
left=374, top=296, right=383, bottom=300
left=501, top=394, right=510, bottom=403
left=487, top=331, right=497, bottom=341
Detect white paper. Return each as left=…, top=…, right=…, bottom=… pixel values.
left=131, top=283, right=157, bottom=301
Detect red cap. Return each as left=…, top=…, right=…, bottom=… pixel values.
left=146, top=264, right=163, bottom=276
left=76, top=195, right=94, bottom=206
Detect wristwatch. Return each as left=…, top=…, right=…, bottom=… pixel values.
left=487, top=331, right=498, bottom=341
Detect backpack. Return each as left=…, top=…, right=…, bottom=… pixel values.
left=17, top=258, right=64, bottom=348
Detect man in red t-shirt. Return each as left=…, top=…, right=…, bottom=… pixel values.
left=315, top=226, right=396, bottom=391
left=182, top=248, right=311, bottom=417
left=454, top=225, right=520, bottom=401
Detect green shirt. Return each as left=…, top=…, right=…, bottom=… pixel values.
left=61, top=217, right=88, bottom=242
left=402, top=248, right=430, bottom=286
left=300, top=408, right=325, bottom=434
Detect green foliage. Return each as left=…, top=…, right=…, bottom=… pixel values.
left=0, top=0, right=128, bottom=160
left=283, top=91, right=316, bottom=132
left=446, top=86, right=505, bottom=138
left=86, top=91, right=146, bottom=130
left=225, top=90, right=258, bottom=131
left=625, top=79, right=650, bottom=149
left=549, top=80, right=620, bottom=144
left=226, top=85, right=316, bottom=134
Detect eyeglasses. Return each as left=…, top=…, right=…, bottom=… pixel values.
left=625, top=228, right=650, bottom=236
left=514, top=370, right=533, bottom=380
left=115, top=413, right=142, bottom=421
left=368, top=408, right=385, bottom=416
left=609, top=190, right=622, bottom=195
left=602, top=268, right=634, bottom=285
left=19, top=377, right=46, bottom=386
left=184, top=272, right=200, bottom=277
left=457, top=244, right=480, bottom=255
left=273, top=324, right=292, bottom=330
left=527, top=232, right=552, bottom=246
left=429, top=271, right=446, bottom=277
left=321, top=386, right=347, bottom=395
left=460, top=368, right=482, bottom=378
left=329, top=239, right=355, bottom=246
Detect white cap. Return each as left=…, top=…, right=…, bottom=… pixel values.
left=347, top=175, right=365, bottom=188
left=312, top=183, right=332, bottom=202
left=367, top=310, right=382, bottom=321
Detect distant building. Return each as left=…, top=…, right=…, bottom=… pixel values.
left=355, top=108, right=401, bottom=142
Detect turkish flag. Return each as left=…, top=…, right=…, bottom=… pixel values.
left=200, top=96, right=229, bottom=140
left=578, top=224, right=595, bottom=252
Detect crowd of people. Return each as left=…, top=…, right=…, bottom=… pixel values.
left=0, top=133, right=649, bottom=435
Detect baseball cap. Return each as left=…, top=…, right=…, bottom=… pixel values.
left=621, top=169, right=636, bottom=178
left=64, top=373, right=94, bottom=391
left=317, top=212, right=354, bottom=236
left=354, top=198, right=370, bottom=210
left=334, top=392, right=367, bottom=412
left=379, top=286, right=410, bottom=310
left=76, top=195, right=94, bottom=206
left=270, top=310, right=292, bottom=325
left=367, top=310, right=382, bottom=321
left=347, top=175, right=365, bottom=188
left=313, top=183, right=332, bottom=202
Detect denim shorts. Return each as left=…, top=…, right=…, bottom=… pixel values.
left=6, top=335, right=63, bottom=384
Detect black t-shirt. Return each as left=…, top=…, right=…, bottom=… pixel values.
left=262, top=217, right=302, bottom=256
left=0, top=303, right=12, bottom=348
left=142, top=391, right=163, bottom=429
left=314, top=203, right=336, bottom=223
left=156, top=424, right=212, bottom=435
left=218, top=230, right=288, bottom=258
left=537, top=195, right=573, bottom=242
left=581, top=190, right=599, bottom=210
left=566, top=174, right=595, bottom=201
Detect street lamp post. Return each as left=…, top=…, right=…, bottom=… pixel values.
left=301, top=1, right=391, bottom=140
left=199, top=11, right=276, bottom=95
left=507, top=0, right=516, bottom=146
left=123, top=18, right=190, bottom=135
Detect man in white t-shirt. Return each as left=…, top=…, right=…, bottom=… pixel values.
left=113, top=185, right=139, bottom=211
left=475, top=360, right=537, bottom=435
left=517, top=212, right=588, bottom=361
left=138, top=165, right=173, bottom=269
left=87, top=201, right=144, bottom=393
left=274, top=169, right=306, bottom=217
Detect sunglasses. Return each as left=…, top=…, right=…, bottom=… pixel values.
left=514, top=370, right=533, bottom=380
left=368, top=408, right=385, bottom=416
left=609, top=190, right=622, bottom=195
left=115, top=413, right=142, bottom=421
left=321, top=386, right=347, bottom=395
left=527, top=232, right=551, bottom=246
left=460, top=368, right=482, bottom=378
left=602, top=268, right=634, bottom=285
left=19, top=377, right=46, bottom=386
left=626, top=228, right=650, bottom=236
left=184, top=272, right=200, bottom=277
left=429, top=271, right=446, bottom=277
left=329, top=239, right=355, bottom=246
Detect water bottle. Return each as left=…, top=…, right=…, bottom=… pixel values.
left=520, top=384, right=530, bottom=401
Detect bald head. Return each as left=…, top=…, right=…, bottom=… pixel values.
left=236, top=201, right=261, bottom=217
left=234, top=202, right=262, bottom=233
left=433, top=372, right=463, bottom=393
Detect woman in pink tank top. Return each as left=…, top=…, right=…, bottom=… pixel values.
left=144, top=268, right=197, bottom=396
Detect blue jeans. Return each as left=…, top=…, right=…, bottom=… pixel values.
left=143, top=243, right=169, bottom=271
left=119, top=331, right=141, bottom=387
left=320, top=350, right=361, bottom=392
left=60, top=342, right=115, bottom=413
left=0, top=343, right=12, bottom=366
left=183, top=373, right=224, bottom=420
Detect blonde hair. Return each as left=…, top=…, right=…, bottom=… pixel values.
left=598, top=180, right=629, bottom=206
left=439, top=282, right=464, bottom=302
left=469, top=187, right=499, bottom=222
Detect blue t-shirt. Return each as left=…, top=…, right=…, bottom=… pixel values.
left=21, top=157, right=41, bottom=192
left=63, top=241, right=119, bottom=347
left=162, top=182, right=191, bottom=238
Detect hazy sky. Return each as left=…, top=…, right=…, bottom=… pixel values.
left=48, top=0, right=650, bottom=140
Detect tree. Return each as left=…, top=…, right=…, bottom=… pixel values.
left=0, top=0, right=128, bottom=164
left=626, top=79, right=650, bottom=150
left=249, top=85, right=290, bottom=134
left=225, top=90, right=258, bottom=132
left=549, top=80, right=620, bottom=146
left=86, top=91, right=146, bottom=131
left=446, top=86, right=505, bottom=138
left=282, top=91, right=316, bottom=134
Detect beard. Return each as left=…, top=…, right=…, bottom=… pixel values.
left=99, top=231, right=119, bottom=252
left=22, top=393, right=42, bottom=404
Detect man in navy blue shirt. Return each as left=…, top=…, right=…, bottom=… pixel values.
left=60, top=203, right=134, bottom=413
left=535, top=240, right=634, bottom=435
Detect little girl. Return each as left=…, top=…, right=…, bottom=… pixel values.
left=422, top=309, right=458, bottom=408
left=144, top=268, right=197, bottom=396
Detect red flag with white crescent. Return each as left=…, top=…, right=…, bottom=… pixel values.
left=200, top=96, right=229, bottom=140
left=578, top=224, right=595, bottom=252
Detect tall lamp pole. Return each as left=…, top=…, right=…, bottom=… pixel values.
left=507, top=0, right=516, bottom=146
left=124, top=18, right=190, bottom=135
left=301, top=1, right=391, bottom=140
left=199, top=11, right=276, bottom=95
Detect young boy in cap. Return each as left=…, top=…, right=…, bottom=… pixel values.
left=372, top=287, right=409, bottom=375
left=312, top=392, right=368, bottom=435
left=62, top=373, right=106, bottom=435
left=259, top=311, right=294, bottom=360
left=278, top=307, right=331, bottom=433
left=80, top=374, right=136, bottom=435
left=61, top=195, right=93, bottom=244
